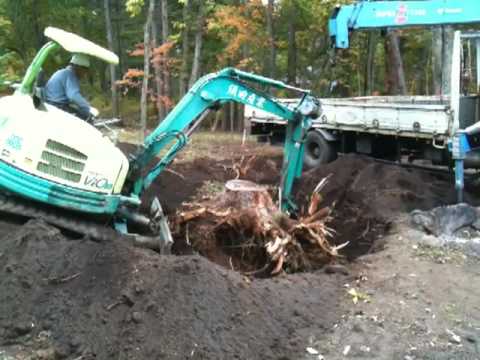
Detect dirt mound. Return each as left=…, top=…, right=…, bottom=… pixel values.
left=0, top=219, right=343, bottom=359
left=295, top=154, right=460, bottom=218
left=142, top=155, right=283, bottom=213
left=142, top=157, right=236, bottom=213
left=293, top=154, right=466, bottom=260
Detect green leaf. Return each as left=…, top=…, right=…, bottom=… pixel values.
left=126, top=0, right=145, bottom=17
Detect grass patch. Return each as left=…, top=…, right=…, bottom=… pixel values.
left=118, top=129, right=259, bottom=162
left=414, top=244, right=466, bottom=264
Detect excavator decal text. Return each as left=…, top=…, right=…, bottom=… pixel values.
left=227, top=85, right=266, bottom=109
left=5, top=134, right=22, bottom=151
left=84, top=174, right=113, bottom=190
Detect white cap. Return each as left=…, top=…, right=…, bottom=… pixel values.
left=70, top=53, right=90, bottom=68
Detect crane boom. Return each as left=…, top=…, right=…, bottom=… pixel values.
left=330, top=0, right=480, bottom=48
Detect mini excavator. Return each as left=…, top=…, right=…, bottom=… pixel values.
left=0, top=27, right=319, bottom=252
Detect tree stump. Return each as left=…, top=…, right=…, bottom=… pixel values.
left=174, top=179, right=340, bottom=275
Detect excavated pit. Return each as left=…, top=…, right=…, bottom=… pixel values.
left=147, top=153, right=467, bottom=274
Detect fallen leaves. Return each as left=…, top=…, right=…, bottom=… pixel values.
left=347, top=288, right=371, bottom=304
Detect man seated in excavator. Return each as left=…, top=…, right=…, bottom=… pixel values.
left=44, top=53, right=99, bottom=122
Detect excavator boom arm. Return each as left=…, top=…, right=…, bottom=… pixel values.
left=330, top=0, right=480, bottom=48
left=128, top=68, right=318, bottom=213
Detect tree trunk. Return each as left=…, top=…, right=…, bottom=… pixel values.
left=364, top=32, right=376, bottom=95
left=140, top=0, right=154, bottom=141
left=432, top=26, right=454, bottom=96
left=104, top=0, right=119, bottom=118
left=151, top=0, right=165, bottom=120
left=287, top=2, right=297, bottom=84
left=442, top=26, right=454, bottom=95
left=265, top=0, right=276, bottom=78
left=179, top=0, right=192, bottom=97
left=384, top=30, right=407, bottom=95
left=161, top=0, right=171, bottom=114
left=230, top=102, right=235, bottom=132
left=31, top=0, right=43, bottom=49
left=189, top=0, right=205, bottom=88
left=223, top=106, right=229, bottom=131
left=432, top=27, right=443, bottom=95
left=114, top=0, right=124, bottom=74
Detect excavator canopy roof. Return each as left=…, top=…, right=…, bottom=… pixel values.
left=44, top=27, right=119, bottom=65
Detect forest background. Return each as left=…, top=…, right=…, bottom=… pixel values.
left=0, top=0, right=478, bottom=130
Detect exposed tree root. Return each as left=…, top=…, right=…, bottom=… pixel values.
left=173, top=177, right=341, bottom=275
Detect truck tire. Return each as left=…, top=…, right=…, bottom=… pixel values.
left=303, top=130, right=337, bottom=169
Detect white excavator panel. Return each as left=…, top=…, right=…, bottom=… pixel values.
left=0, top=94, right=129, bottom=195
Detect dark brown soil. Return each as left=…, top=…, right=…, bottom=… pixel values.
left=0, top=148, right=477, bottom=359
left=143, top=154, right=283, bottom=214
left=0, top=219, right=343, bottom=360
left=294, top=154, right=472, bottom=260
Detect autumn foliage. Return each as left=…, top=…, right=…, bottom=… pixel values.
left=117, top=41, right=175, bottom=111
left=208, top=0, right=267, bottom=71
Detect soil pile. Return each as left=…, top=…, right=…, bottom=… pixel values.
left=295, top=154, right=465, bottom=218
left=294, top=154, right=466, bottom=259
left=0, top=219, right=342, bottom=360
left=143, top=155, right=283, bottom=213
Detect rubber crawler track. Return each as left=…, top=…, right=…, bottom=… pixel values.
left=0, top=193, right=119, bottom=242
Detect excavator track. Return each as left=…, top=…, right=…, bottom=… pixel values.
left=0, top=193, right=168, bottom=252
left=0, top=193, right=119, bottom=242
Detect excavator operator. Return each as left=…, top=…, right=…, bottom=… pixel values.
left=44, top=53, right=99, bottom=121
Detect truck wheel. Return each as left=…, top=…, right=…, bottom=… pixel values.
left=303, top=131, right=337, bottom=169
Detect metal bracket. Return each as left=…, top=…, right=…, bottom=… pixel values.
left=150, top=197, right=173, bottom=254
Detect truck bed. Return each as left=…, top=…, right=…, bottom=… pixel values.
left=247, top=95, right=479, bottom=140
left=319, top=95, right=451, bottom=139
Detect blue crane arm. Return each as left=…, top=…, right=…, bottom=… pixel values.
left=128, top=67, right=318, bottom=213
left=329, top=0, right=480, bottom=48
